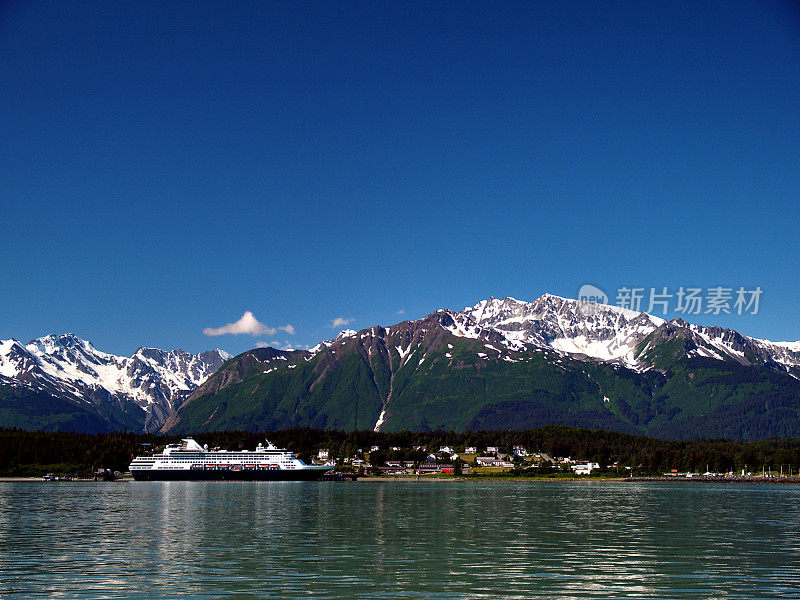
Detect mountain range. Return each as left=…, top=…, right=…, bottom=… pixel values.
left=0, top=334, right=230, bottom=433
left=166, top=295, right=800, bottom=440
left=3, top=294, right=800, bottom=439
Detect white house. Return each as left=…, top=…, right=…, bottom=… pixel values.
left=317, top=449, right=330, bottom=460
left=464, top=446, right=477, bottom=454
left=571, top=462, right=600, bottom=475
left=486, top=446, right=499, bottom=454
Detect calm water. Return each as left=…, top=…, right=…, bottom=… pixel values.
left=1, top=481, right=799, bottom=599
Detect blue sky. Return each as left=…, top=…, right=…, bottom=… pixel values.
left=1, top=1, right=799, bottom=356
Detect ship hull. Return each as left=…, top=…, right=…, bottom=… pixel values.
left=131, top=468, right=331, bottom=482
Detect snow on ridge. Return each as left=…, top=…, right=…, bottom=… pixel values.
left=0, top=339, right=28, bottom=378
left=301, top=294, right=800, bottom=372
left=442, top=311, right=483, bottom=340
left=583, top=300, right=664, bottom=325
left=546, top=295, right=665, bottom=327
left=309, top=329, right=359, bottom=354
left=464, top=294, right=665, bottom=329
left=5, top=333, right=229, bottom=410
left=686, top=326, right=743, bottom=361
left=452, top=294, right=665, bottom=366
left=751, top=338, right=800, bottom=367
left=0, top=339, right=18, bottom=355
left=762, top=340, right=800, bottom=350
left=753, top=338, right=800, bottom=352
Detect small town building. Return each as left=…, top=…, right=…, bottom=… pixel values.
left=418, top=463, right=453, bottom=474
left=571, top=462, right=600, bottom=475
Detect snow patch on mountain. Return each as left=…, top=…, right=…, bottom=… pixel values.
left=396, top=344, right=412, bottom=365
left=442, top=312, right=483, bottom=340
left=460, top=296, right=663, bottom=367
left=309, top=329, right=358, bottom=354
left=446, top=295, right=800, bottom=372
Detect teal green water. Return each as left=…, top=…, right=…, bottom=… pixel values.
left=1, top=481, right=799, bottom=599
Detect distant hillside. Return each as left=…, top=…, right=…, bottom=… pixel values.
left=166, top=296, right=800, bottom=441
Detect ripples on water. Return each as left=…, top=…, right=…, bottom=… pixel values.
left=1, top=481, right=799, bottom=599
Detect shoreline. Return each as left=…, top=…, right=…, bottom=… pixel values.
left=360, top=475, right=800, bottom=484
left=4, top=475, right=799, bottom=484
left=0, top=477, right=133, bottom=482
left=358, top=476, right=624, bottom=483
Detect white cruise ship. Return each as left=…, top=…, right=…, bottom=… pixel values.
left=129, top=438, right=333, bottom=481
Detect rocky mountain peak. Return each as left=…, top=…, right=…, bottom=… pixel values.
left=1, top=333, right=231, bottom=432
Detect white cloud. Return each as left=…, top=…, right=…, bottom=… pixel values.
left=331, top=317, right=354, bottom=328
left=396, top=309, right=405, bottom=315
left=278, top=324, right=296, bottom=335
left=255, top=341, right=271, bottom=348
left=203, top=311, right=276, bottom=337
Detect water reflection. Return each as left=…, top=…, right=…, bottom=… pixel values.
left=1, top=481, right=799, bottom=598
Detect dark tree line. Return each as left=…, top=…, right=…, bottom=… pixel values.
left=2, top=426, right=800, bottom=476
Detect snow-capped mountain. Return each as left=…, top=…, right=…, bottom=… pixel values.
left=298, top=294, right=800, bottom=379
left=456, top=295, right=800, bottom=375
left=167, top=294, right=800, bottom=439
left=458, top=295, right=664, bottom=368
left=5, top=294, right=800, bottom=437
left=0, top=334, right=231, bottom=431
